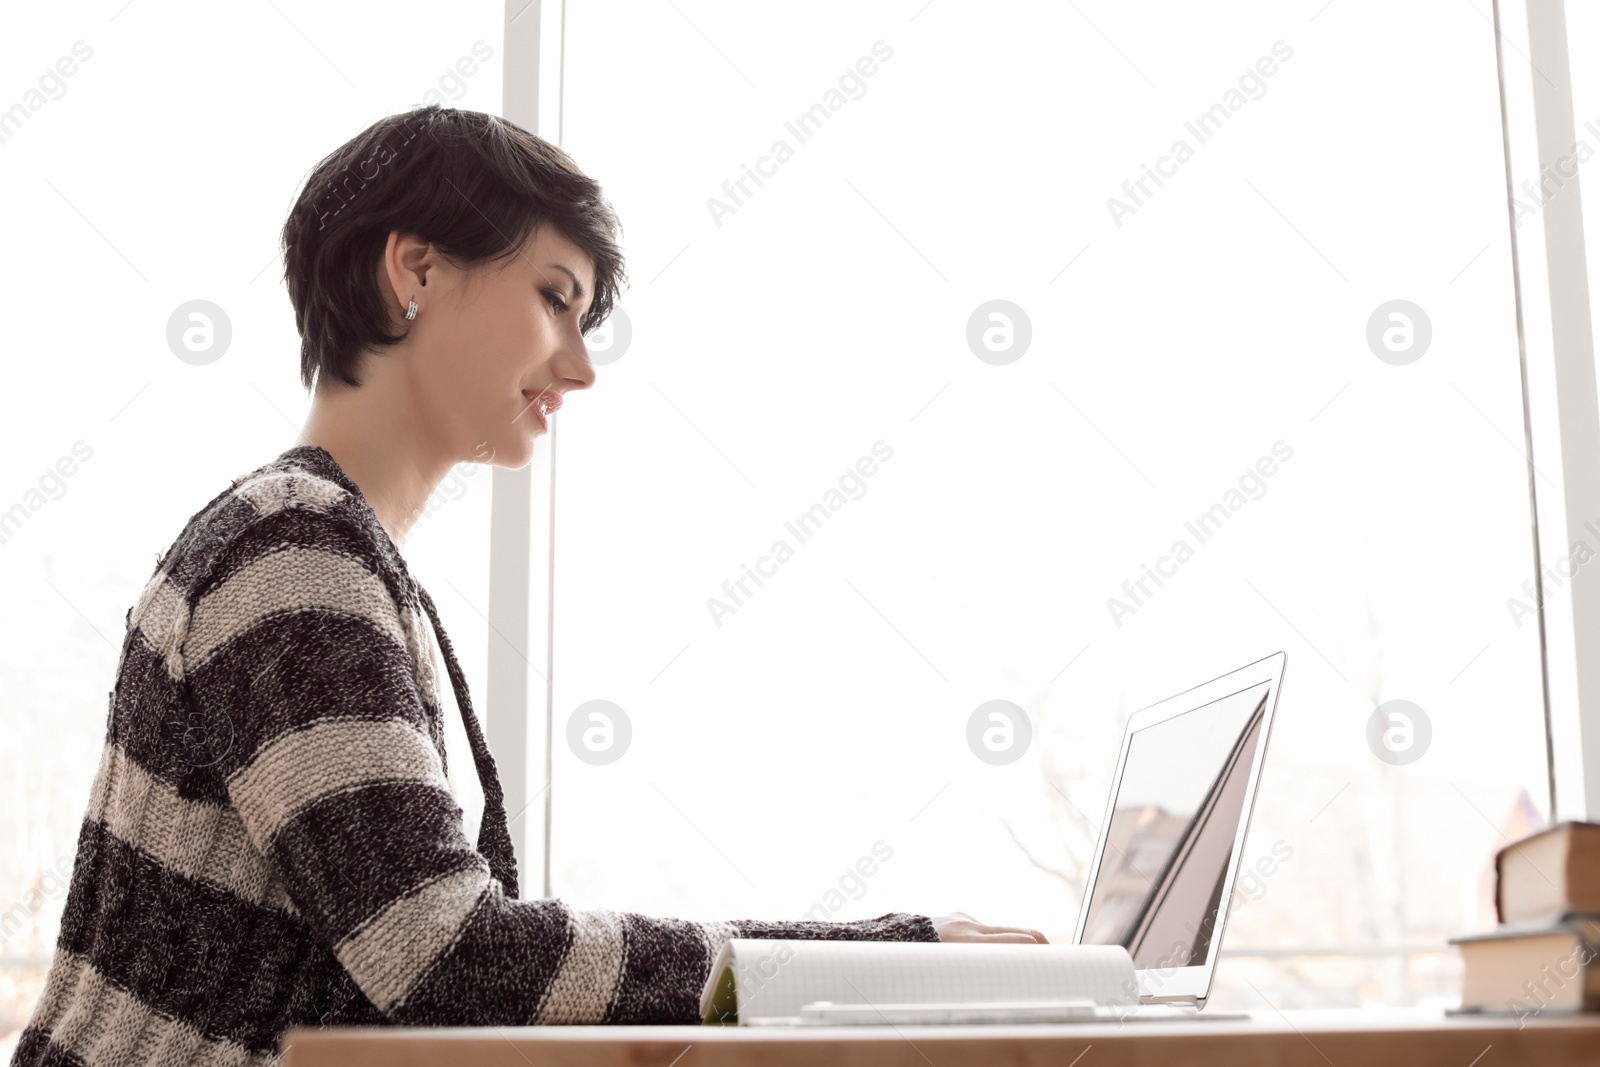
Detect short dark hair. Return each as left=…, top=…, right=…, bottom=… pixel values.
left=280, top=105, right=626, bottom=391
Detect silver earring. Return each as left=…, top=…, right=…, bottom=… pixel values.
left=405, top=298, right=418, bottom=321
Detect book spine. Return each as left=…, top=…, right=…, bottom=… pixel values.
left=1495, top=848, right=1506, bottom=924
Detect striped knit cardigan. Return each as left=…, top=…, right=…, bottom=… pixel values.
left=13, top=444, right=940, bottom=1066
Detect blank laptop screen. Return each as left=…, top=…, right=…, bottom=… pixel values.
left=1078, top=682, right=1271, bottom=970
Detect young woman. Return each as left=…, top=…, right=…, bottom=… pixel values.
left=13, top=105, right=1045, bottom=1066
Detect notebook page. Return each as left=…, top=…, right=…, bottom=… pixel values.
left=701, top=939, right=1139, bottom=1024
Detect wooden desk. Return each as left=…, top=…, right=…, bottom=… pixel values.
left=280, top=1008, right=1600, bottom=1066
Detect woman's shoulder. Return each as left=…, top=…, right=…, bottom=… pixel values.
left=127, top=447, right=411, bottom=663
left=178, top=446, right=384, bottom=572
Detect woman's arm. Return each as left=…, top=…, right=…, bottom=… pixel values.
left=181, top=504, right=947, bottom=1026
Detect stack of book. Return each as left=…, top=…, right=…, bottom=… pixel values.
left=1451, top=821, right=1600, bottom=1016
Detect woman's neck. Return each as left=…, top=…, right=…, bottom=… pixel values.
left=299, top=371, right=457, bottom=551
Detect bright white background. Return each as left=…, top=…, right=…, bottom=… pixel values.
left=551, top=0, right=1550, bottom=1011
left=0, top=0, right=1565, bottom=1049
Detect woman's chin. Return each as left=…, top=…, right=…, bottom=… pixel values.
left=494, top=434, right=538, bottom=470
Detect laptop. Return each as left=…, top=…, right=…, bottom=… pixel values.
left=1071, top=650, right=1287, bottom=1018
left=797, top=652, right=1287, bottom=1027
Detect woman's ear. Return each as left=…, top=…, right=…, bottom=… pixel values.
left=381, top=231, right=440, bottom=318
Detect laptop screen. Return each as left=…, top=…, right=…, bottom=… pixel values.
left=1077, top=682, right=1271, bottom=971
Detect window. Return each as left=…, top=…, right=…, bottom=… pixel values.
left=552, top=0, right=1549, bottom=1011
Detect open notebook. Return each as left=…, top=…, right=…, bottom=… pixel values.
left=700, top=938, right=1141, bottom=1026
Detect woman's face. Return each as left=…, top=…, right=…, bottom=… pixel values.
left=394, top=224, right=598, bottom=470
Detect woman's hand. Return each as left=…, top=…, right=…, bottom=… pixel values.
left=932, top=911, right=1049, bottom=944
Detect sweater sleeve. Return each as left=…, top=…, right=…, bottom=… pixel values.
left=181, top=505, right=939, bottom=1027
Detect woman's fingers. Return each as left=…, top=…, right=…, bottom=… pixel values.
left=973, top=927, right=1050, bottom=943
left=931, top=912, right=1050, bottom=943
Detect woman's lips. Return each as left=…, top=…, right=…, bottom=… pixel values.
left=521, top=390, right=550, bottom=430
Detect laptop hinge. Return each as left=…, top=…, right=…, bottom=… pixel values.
left=1146, top=994, right=1200, bottom=1009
